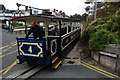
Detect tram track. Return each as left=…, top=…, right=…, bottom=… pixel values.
left=5, top=65, right=46, bottom=80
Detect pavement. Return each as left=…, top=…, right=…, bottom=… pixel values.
left=0, top=28, right=120, bottom=79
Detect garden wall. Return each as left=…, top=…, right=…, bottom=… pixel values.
left=91, top=44, right=120, bottom=73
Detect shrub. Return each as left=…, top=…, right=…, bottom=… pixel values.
left=89, top=29, right=119, bottom=50
left=89, top=29, right=109, bottom=50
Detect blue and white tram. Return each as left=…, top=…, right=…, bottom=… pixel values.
left=12, top=14, right=81, bottom=69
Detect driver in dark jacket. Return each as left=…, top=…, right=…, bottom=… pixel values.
left=25, top=21, right=45, bottom=39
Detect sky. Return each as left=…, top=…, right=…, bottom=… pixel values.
left=0, top=0, right=91, bottom=16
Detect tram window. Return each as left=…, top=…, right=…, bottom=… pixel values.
left=48, top=25, right=59, bottom=36
left=61, top=27, right=67, bottom=35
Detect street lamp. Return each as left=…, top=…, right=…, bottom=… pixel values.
left=94, top=2, right=97, bottom=21
left=84, top=6, right=90, bottom=30
left=16, top=3, right=21, bottom=10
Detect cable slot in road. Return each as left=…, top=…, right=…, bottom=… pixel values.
left=5, top=65, right=45, bottom=80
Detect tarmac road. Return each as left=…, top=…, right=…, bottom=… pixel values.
left=31, top=43, right=119, bottom=79
left=1, top=28, right=24, bottom=78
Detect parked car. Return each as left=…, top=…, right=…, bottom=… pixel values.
left=2, top=24, right=9, bottom=30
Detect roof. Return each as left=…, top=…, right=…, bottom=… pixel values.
left=11, top=14, right=81, bottom=22
left=0, top=10, right=25, bottom=14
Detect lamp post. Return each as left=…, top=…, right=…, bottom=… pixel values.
left=94, top=2, right=97, bottom=21
left=16, top=3, right=21, bottom=10
left=85, top=6, right=90, bottom=30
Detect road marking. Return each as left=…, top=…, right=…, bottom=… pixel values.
left=0, top=42, right=17, bottom=76
left=0, top=42, right=16, bottom=50
left=0, top=67, right=8, bottom=73
left=0, top=47, right=11, bottom=54
left=3, top=60, right=18, bottom=75
left=0, top=50, right=17, bottom=58
left=80, top=58, right=120, bottom=78
left=75, top=59, right=120, bottom=78
left=0, top=43, right=17, bottom=55
left=12, top=43, right=17, bottom=46
left=0, top=45, right=9, bottom=50
left=81, top=60, right=120, bottom=78
left=81, top=62, right=115, bottom=78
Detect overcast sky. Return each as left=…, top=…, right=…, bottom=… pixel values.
left=1, top=0, right=91, bottom=15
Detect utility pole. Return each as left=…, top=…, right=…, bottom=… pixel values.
left=94, top=2, right=97, bottom=21
left=85, top=6, right=90, bottom=30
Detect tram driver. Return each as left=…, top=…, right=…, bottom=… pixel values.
left=24, top=21, right=45, bottom=39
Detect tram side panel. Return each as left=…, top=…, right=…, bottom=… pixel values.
left=61, top=29, right=81, bottom=51
left=16, top=38, right=47, bottom=65
left=47, top=37, right=61, bottom=64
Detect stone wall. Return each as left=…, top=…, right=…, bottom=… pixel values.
left=91, top=44, right=120, bottom=73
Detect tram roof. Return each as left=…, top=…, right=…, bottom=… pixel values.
left=11, top=14, right=81, bottom=22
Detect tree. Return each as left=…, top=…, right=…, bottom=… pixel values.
left=72, top=14, right=85, bottom=21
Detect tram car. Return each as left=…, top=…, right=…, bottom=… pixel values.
left=12, top=13, right=81, bottom=69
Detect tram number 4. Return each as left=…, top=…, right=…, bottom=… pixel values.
left=28, top=46, right=32, bottom=53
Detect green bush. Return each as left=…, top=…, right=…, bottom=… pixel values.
left=89, top=29, right=109, bottom=50
left=88, top=13, right=120, bottom=50
left=89, top=29, right=118, bottom=50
